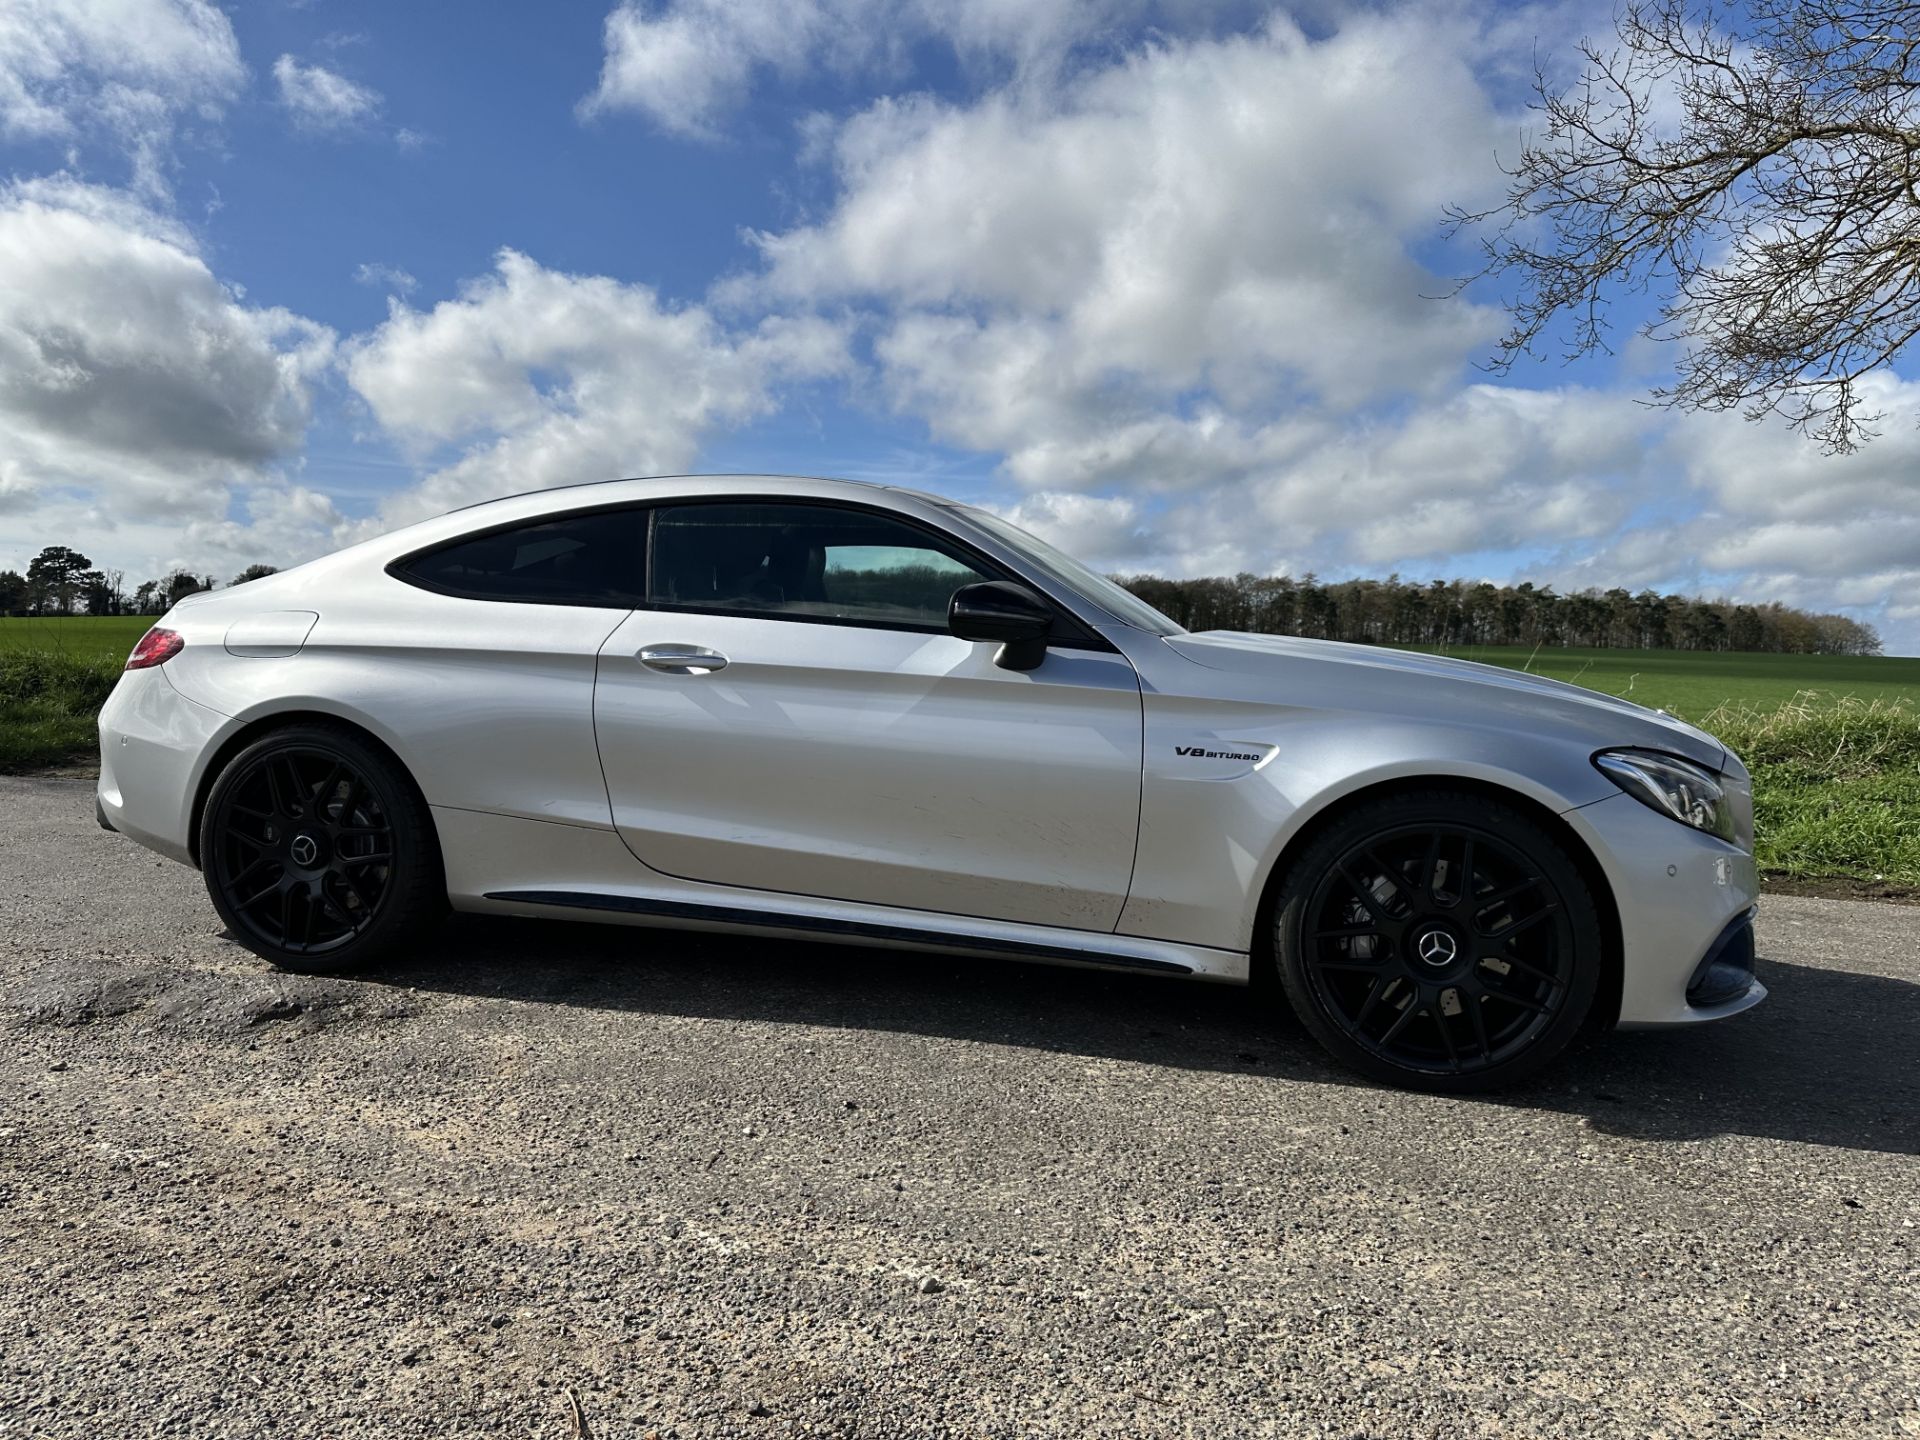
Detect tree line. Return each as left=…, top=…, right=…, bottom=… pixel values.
left=1, top=542, right=1883, bottom=656
left=0, top=546, right=278, bottom=618
left=1114, top=573, right=1882, bottom=656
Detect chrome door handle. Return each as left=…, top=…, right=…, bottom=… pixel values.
left=638, top=644, right=729, bottom=675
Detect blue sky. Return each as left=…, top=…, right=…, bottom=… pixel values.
left=1, top=0, right=1914, bottom=650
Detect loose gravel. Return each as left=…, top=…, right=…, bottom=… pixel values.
left=1, top=775, right=1915, bottom=1438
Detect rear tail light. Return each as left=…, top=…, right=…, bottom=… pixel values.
left=125, top=627, right=184, bottom=670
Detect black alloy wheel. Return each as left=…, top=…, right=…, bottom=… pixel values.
left=202, top=723, right=443, bottom=972
left=1272, top=790, right=1601, bottom=1091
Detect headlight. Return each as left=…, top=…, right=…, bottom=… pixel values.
left=1593, top=749, right=1736, bottom=842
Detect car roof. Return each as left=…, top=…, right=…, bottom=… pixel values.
left=329, top=474, right=979, bottom=585
left=443, top=473, right=959, bottom=516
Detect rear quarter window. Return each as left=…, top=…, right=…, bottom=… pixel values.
left=393, top=508, right=647, bottom=607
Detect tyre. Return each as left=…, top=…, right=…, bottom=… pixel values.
left=201, top=723, right=445, bottom=973
left=1271, top=789, right=1602, bottom=1092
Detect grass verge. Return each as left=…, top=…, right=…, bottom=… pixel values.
left=0, top=651, right=121, bottom=771
left=1701, top=694, right=1920, bottom=888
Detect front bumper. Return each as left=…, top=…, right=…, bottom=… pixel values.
left=1688, top=906, right=1759, bottom=1008
left=1560, top=792, right=1766, bottom=1028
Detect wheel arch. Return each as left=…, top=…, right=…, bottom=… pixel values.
left=1247, top=774, right=1624, bottom=1029
left=187, top=708, right=440, bottom=872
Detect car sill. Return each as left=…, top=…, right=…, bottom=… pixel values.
left=482, top=889, right=1195, bottom=974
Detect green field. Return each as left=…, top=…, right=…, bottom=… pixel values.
left=1420, top=644, right=1920, bottom=717
left=0, top=615, right=154, bottom=661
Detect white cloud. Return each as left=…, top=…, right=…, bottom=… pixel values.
left=0, top=179, right=334, bottom=513
left=273, top=54, right=381, bottom=133
left=0, top=178, right=337, bottom=583
left=1671, top=371, right=1920, bottom=534
left=0, top=0, right=244, bottom=192
left=580, top=0, right=1233, bottom=136
left=735, top=10, right=1508, bottom=501
left=353, top=260, right=418, bottom=295
left=970, top=384, right=1655, bottom=580
left=994, top=491, right=1154, bottom=565
left=345, top=250, right=852, bottom=526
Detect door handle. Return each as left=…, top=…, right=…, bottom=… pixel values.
left=638, top=644, right=729, bottom=675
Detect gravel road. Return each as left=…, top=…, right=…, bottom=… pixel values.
left=1, top=775, right=1915, bottom=1439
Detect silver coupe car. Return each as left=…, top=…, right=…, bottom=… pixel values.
left=97, top=475, right=1764, bottom=1090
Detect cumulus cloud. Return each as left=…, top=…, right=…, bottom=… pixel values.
left=0, top=0, right=244, bottom=191
left=273, top=54, right=381, bottom=133
left=971, top=385, right=1654, bottom=580
left=580, top=0, right=1237, bottom=135
left=737, top=10, right=1508, bottom=497
left=1672, top=371, right=1920, bottom=535
left=345, top=250, right=852, bottom=525
left=0, top=179, right=334, bottom=520
left=994, top=491, right=1155, bottom=565
left=0, top=178, right=341, bottom=588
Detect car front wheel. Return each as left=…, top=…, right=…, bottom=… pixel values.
left=1271, top=790, right=1602, bottom=1092
left=201, top=723, right=444, bottom=973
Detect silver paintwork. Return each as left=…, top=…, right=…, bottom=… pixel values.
left=96, top=474, right=1764, bottom=1026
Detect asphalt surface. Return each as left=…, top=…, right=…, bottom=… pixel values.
left=1, top=775, right=1915, bottom=1439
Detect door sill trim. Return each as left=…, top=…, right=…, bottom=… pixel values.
left=483, top=889, right=1195, bottom=974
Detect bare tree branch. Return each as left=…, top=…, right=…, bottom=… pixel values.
left=1452, top=0, right=1920, bottom=451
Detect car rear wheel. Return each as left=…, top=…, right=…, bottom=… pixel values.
left=201, top=723, right=444, bottom=973
left=1271, top=790, right=1602, bottom=1092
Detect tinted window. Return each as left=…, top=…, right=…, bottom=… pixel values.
left=649, top=502, right=994, bottom=628
left=399, top=509, right=645, bottom=606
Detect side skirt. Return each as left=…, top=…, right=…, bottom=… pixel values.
left=485, top=889, right=1197, bottom=975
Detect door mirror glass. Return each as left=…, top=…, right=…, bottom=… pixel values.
left=948, top=581, right=1053, bottom=670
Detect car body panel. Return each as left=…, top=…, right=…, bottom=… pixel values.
left=96, top=666, right=229, bottom=864
left=593, top=610, right=1143, bottom=929
left=95, top=473, right=1766, bottom=1037
left=1111, top=629, right=1700, bottom=954
left=437, top=807, right=1242, bottom=979
left=1165, top=630, right=1726, bottom=769
left=164, top=578, right=630, bottom=831
left=1560, top=792, right=1762, bottom=1026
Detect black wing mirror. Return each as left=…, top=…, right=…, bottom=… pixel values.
left=948, top=581, right=1053, bottom=671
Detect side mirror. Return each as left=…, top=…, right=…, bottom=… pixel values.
left=948, top=580, right=1053, bottom=671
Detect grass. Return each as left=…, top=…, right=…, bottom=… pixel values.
left=1, top=623, right=1915, bottom=886
left=0, top=615, right=154, bottom=662
left=1421, top=644, right=1920, bottom=717
left=1704, top=694, right=1920, bottom=888
left=0, top=650, right=123, bottom=771
left=0, top=620, right=152, bottom=769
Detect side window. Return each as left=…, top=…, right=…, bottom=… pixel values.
left=649, top=502, right=994, bottom=628
left=396, top=508, right=646, bottom=606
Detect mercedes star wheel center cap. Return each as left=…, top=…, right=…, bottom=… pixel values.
left=1416, top=929, right=1459, bottom=968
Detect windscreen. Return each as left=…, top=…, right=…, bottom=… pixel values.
left=957, top=506, right=1186, bottom=637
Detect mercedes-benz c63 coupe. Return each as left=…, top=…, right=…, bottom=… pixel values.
left=96, top=475, right=1764, bottom=1090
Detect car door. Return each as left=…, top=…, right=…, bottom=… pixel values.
left=592, top=499, right=1144, bottom=930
